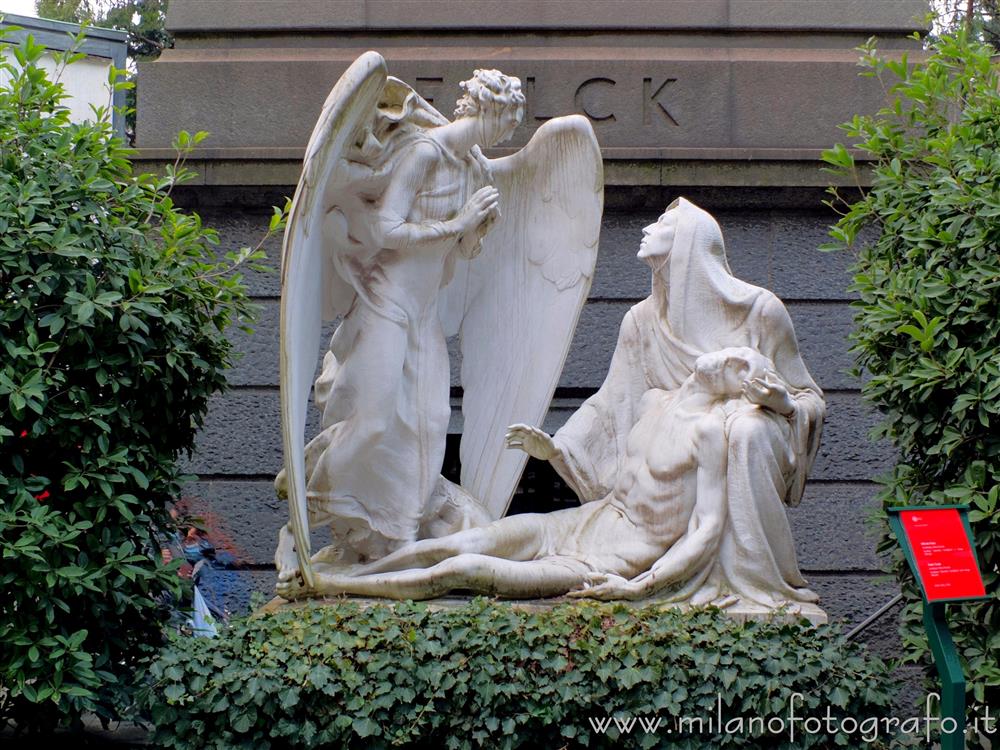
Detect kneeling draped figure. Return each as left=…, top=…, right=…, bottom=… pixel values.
left=276, top=347, right=815, bottom=604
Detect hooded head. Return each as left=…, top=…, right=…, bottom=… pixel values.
left=641, top=197, right=760, bottom=353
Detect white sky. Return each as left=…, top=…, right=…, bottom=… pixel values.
left=0, top=1, right=39, bottom=18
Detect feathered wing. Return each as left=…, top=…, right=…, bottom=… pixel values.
left=441, top=115, right=604, bottom=519
left=279, top=51, right=388, bottom=587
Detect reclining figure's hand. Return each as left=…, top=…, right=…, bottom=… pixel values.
left=566, top=572, right=645, bottom=601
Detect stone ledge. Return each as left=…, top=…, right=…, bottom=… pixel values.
left=132, top=157, right=870, bottom=188
left=135, top=146, right=864, bottom=161
left=261, top=594, right=829, bottom=625
left=136, top=47, right=916, bottom=152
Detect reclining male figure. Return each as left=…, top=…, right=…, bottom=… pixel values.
left=276, top=347, right=775, bottom=602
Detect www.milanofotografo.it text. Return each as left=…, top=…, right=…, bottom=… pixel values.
left=586, top=693, right=997, bottom=743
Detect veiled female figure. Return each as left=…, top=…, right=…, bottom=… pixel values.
left=510, top=198, right=825, bottom=608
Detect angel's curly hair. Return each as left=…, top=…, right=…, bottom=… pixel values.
left=453, top=69, right=525, bottom=119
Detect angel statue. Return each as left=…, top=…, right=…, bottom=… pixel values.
left=275, top=51, right=603, bottom=591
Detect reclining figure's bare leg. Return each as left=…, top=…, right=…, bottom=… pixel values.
left=277, top=554, right=589, bottom=601
left=345, top=513, right=552, bottom=576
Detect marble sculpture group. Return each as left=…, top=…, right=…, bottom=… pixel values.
left=272, top=51, right=826, bottom=616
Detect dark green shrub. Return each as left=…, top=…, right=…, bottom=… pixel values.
left=143, top=599, right=897, bottom=749
left=823, top=30, right=1000, bottom=713
left=0, top=34, right=280, bottom=731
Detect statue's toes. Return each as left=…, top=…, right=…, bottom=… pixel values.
left=712, top=594, right=740, bottom=609
left=276, top=579, right=303, bottom=600
left=276, top=566, right=300, bottom=584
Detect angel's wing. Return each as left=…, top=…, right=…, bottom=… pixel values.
left=441, top=115, right=603, bottom=519
left=279, top=51, right=387, bottom=588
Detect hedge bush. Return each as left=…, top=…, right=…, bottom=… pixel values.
left=143, top=599, right=898, bottom=750
left=822, top=30, right=1000, bottom=713
left=0, top=33, right=280, bottom=731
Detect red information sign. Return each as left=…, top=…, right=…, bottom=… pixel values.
left=899, top=508, right=987, bottom=602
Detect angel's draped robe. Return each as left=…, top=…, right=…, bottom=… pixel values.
left=300, top=137, right=489, bottom=559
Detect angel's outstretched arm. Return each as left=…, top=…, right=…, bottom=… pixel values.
left=376, top=142, right=497, bottom=250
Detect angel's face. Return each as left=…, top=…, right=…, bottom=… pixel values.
left=481, top=101, right=524, bottom=146
left=637, top=208, right=679, bottom=273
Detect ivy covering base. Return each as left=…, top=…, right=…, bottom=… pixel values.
left=144, top=598, right=898, bottom=749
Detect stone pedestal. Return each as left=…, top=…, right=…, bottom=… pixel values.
left=261, top=595, right=828, bottom=626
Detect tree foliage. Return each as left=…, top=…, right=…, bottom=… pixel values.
left=0, top=33, right=282, bottom=732
left=932, top=0, right=1000, bottom=48
left=35, top=0, right=171, bottom=60
left=823, top=30, right=1000, bottom=717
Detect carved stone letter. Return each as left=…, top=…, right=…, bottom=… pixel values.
left=574, top=77, right=617, bottom=122
left=643, top=77, right=679, bottom=126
